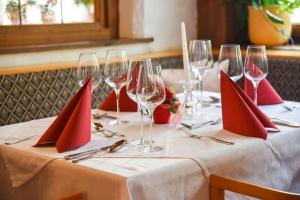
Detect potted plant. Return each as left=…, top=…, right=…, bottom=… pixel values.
left=75, top=0, right=94, bottom=21
left=39, top=0, right=57, bottom=24
left=5, top=0, right=21, bottom=24
left=223, top=0, right=300, bottom=46
left=5, top=0, right=36, bottom=24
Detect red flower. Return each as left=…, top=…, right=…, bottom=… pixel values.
left=165, top=88, right=174, bottom=101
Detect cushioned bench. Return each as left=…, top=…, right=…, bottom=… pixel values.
left=1, top=55, right=299, bottom=126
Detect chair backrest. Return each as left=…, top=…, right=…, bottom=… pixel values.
left=59, top=192, right=85, bottom=200
left=209, top=174, right=300, bottom=200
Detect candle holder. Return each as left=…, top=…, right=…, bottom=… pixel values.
left=180, top=81, right=196, bottom=120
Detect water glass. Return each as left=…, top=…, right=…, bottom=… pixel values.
left=189, top=40, right=213, bottom=108
left=126, top=59, right=152, bottom=145
left=137, top=65, right=166, bottom=152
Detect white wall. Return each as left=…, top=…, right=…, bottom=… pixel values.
left=119, top=0, right=198, bottom=52
left=0, top=0, right=198, bottom=68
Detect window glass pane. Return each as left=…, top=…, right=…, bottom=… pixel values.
left=0, top=0, right=94, bottom=25
left=62, top=0, right=94, bottom=23
left=291, top=8, right=300, bottom=24
left=21, top=0, right=62, bottom=24
left=0, top=0, right=21, bottom=25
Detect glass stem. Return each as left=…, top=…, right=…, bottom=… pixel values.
left=115, top=88, right=120, bottom=122
left=253, top=81, right=259, bottom=105
left=198, top=75, right=203, bottom=105
left=149, top=109, right=154, bottom=148
left=139, top=104, right=144, bottom=143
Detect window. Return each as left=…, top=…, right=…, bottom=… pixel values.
left=292, top=8, right=300, bottom=40
left=0, top=0, right=118, bottom=50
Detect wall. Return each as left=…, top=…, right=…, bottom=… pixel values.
left=0, top=0, right=198, bottom=68
left=120, top=0, right=198, bottom=51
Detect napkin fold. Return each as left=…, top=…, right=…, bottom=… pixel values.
left=34, top=78, right=92, bottom=153
left=221, top=71, right=278, bottom=139
left=244, top=78, right=283, bottom=105
left=99, top=87, right=138, bottom=111
left=244, top=63, right=283, bottom=105
left=154, top=104, right=171, bottom=124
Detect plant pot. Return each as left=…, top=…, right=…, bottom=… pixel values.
left=153, top=104, right=171, bottom=124
left=9, top=12, right=19, bottom=25
left=248, top=5, right=291, bottom=46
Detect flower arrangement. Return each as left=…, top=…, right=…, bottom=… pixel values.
left=153, top=88, right=181, bottom=124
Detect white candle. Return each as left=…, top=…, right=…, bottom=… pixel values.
left=181, top=22, right=191, bottom=82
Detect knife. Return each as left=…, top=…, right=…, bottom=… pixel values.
left=270, top=118, right=300, bottom=128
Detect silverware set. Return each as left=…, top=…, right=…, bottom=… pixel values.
left=64, top=139, right=127, bottom=163
left=92, top=113, right=117, bottom=120
left=92, top=122, right=125, bottom=138
left=181, top=118, right=222, bottom=130
left=182, top=127, right=234, bottom=145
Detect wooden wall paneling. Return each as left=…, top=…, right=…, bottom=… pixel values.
left=197, top=0, right=239, bottom=48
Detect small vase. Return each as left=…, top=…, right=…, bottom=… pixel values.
left=153, top=104, right=171, bottom=124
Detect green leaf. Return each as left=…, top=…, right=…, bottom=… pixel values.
left=252, top=1, right=261, bottom=9
left=265, top=9, right=284, bottom=24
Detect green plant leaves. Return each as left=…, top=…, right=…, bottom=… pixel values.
left=265, top=9, right=284, bottom=24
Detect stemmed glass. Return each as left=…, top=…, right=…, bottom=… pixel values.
left=189, top=40, right=214, bottom=108
left=218, top=44, right=243, bottom=82
left=244, top=45, right=268, bottom=105
left=76, top=52, right=102, bottom=120
left=126, top=59, right=152, bottom=145
left=137, top=65, right=166, bottom=152
left=104, top=49, right=129, bottom=125
left=76, top=52, right=102, bottom=91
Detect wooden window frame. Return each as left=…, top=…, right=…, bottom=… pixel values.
left=0, top=0, right=119, bottom=48
left=292, top=24, right=300, bottom=41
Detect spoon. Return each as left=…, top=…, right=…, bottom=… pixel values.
left=65, top=139, right=127, bottom=163
left=92, top=122, right=125, bottom=137
left=92, top=113, right=117, bottom=120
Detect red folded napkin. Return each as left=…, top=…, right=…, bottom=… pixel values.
left=244, top=78, right=283, bottom=105
left=99, top=87, right=138, bottom=111
left=221, top=71, right=278, bottom=139
left=34, top=78, right=92, bottom=153
left=153, top=104, right=171, bottom=124
left=244, top=62, right=283, bottom=105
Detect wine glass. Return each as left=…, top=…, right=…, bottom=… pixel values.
left=244, top=45, right=268, bottom=105
left=137, top=65, right=166, bottom=152
left=218, top=44, right=243, bottom=82
left=76, top=52, right=102, bottom=120
left=126, top=59, right=152, bottom=145
left=76, top=52, right=102, bottom=91
left=189, top=40, right=213, bottom=108
left=104, top=49, right=129, bottom=125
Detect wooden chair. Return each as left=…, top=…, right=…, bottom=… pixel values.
left=210, top=174, right=300, bottom=200
left=59, top=192, right=86, bottom=200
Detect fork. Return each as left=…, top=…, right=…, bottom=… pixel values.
left=4, top=135, right=38, bottom=145
left=181, top=118, right=222, bottom=130
left=182, top=127, right=234, bottom=145
left=282, top=104, right=300, bottom=111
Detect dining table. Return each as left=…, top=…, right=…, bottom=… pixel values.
left=1, top=91, right=300, bottom=200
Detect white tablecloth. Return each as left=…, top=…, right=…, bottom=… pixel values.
left=1, top=92, right=300, bottom=200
